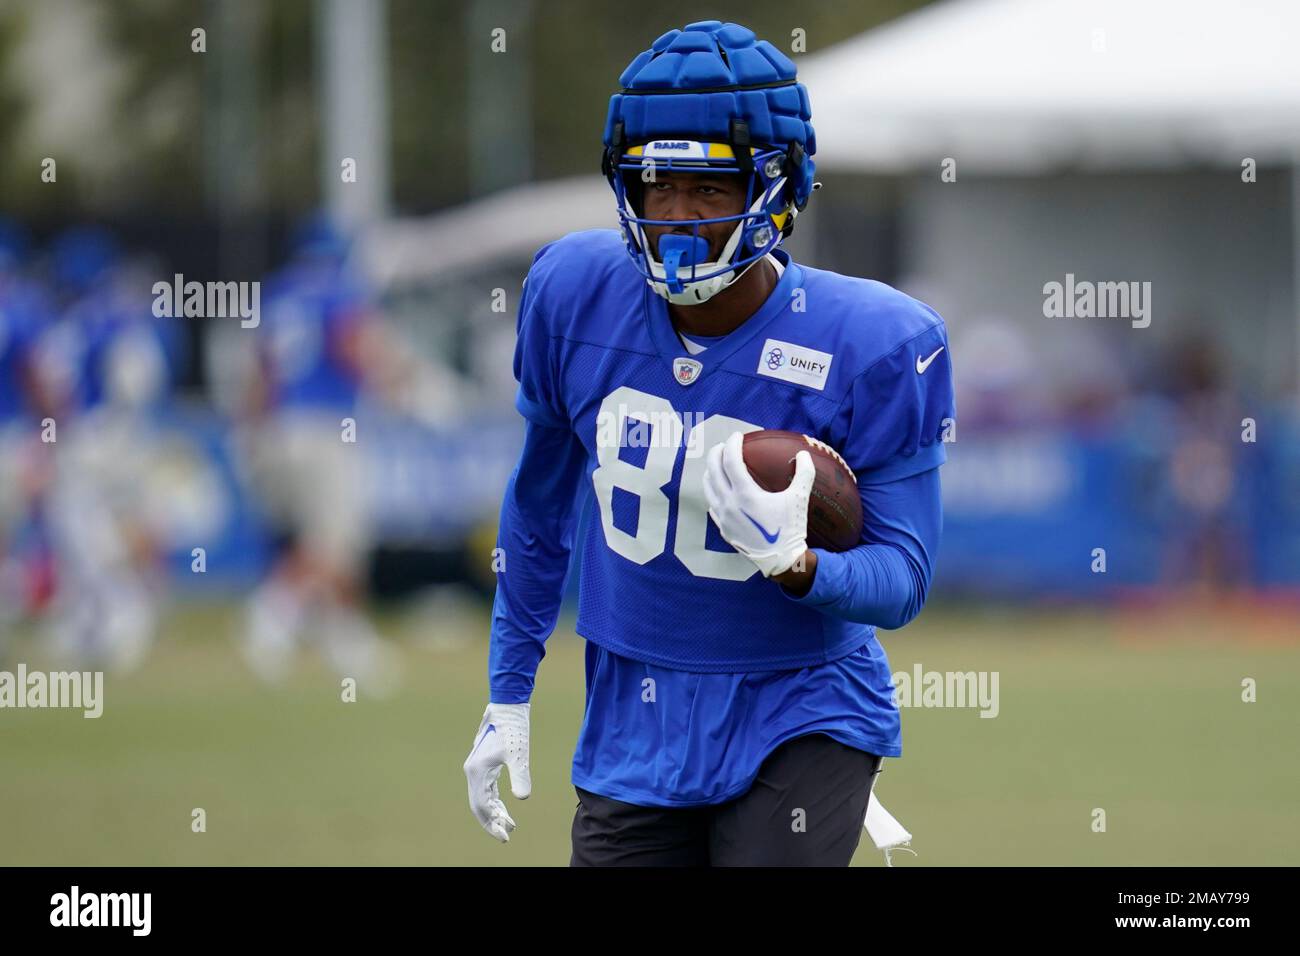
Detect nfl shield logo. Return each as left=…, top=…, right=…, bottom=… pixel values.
left=673, top=357, right=703, bottom=386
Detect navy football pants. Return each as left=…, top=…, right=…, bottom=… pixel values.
left=570, top=733, right=883, bottom=866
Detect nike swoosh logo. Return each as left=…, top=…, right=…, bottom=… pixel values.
left=916, top=347, right=945, bottom=374
left=742, top=510, right=780, bottom=544
left=469, top=723, right=496, bottom=760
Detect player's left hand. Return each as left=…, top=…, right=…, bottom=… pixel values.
left=703, top=431, right=814, bottom=578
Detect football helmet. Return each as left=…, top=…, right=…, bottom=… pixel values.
left=602, top=20, right=816, bottom=305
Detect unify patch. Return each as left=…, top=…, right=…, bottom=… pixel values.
left=756, top=338, right=833, bottom=390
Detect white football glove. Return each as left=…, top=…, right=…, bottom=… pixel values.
left=703, top=430, right=815, bottom=578
left=463, top=701, right=531, bottom=843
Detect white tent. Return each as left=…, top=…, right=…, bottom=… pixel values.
left=798, top=0, right=1300, bottom=173
left=360, top=176, right=614, bottom=289
left=797, top=0, right=1300, bottom=395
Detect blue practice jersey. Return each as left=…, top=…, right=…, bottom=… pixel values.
left=513, top=230, right=951, bottom=669
left=0, top=280, right=44, bottom=421
left=81, top=307, right=182, bottom=413
left=259, top=261, right=368, bottom=412
left=491, top=228, right=955, bottom=806
left=32, top=288, right=182, bottom=418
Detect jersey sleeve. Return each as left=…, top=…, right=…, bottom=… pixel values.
left=512, top=243, right=568, bottom=429
left=782, top=466, right=941, bottom=628
left=830, top=316, right=955, bottom=484
left=489, top=416, right=589, bottom=702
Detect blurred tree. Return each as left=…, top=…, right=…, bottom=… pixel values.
left=389, top=0, right=469, bottom=213
left=0, top=0, right=932, bottom=220
left=0, top=8, right=34, bottom=212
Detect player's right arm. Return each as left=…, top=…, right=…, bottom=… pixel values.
left=487, top=416, right=586, bottom=702
left=488, top=241, right=579, bottom=700
left=465, top=244, right=585, bottom=843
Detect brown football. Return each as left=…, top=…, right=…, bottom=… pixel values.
left=742, top=430, right=863, bottom=552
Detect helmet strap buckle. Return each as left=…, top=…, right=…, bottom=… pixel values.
left=728, top=118, right=753, bottom=175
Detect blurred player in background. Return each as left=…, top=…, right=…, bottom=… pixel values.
left=32, top=228, right=181, bottom=672
left=1150, top=333, right=1250, bottom=594
left=234, top=217, right=407, bottom=693
left=0, top=219, right=55, bottom=650
left=465, top=21, right=954, bottom=865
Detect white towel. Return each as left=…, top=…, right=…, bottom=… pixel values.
left=864, top=792, right=916, bottom=867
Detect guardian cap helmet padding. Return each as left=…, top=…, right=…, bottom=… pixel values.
left=602, top=20, right=816, bottom=305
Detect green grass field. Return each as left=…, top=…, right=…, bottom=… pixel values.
left=2, top=598, right=1297, bottom=866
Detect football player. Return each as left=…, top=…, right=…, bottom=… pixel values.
left=29, top=231, right=177, bottom=672
left=464, top=20, right=954, bottom=866
left=234, top=217, right=400, bottom=693
left=0, top=220, right=51, bottom=646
